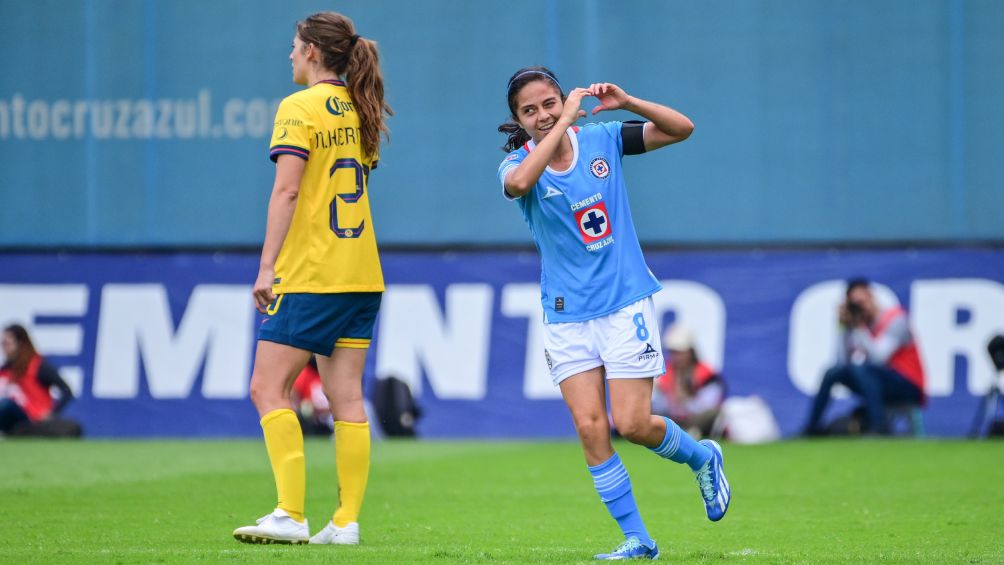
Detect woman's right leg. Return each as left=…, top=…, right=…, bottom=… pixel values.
left=560, top=369, right=656, bottom=558
left=559, top=367, right=613, bottom=465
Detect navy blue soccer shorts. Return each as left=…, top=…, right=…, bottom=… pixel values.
left=257, top=292, right=382, bottom=355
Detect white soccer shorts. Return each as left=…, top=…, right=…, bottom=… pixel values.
left=542, top=296, right=665, bottom=386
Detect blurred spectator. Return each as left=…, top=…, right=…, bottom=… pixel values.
left=0, top=324, right=75, bottom=435
left=969, top=335, right=1004, bottom=437
left=291, top=358, right=334, bottom=436
left=652, top=324, right=725, bottom=439
left=804, top=278, right=925, bottom=435
left=292, top=358, right=386, bottom=439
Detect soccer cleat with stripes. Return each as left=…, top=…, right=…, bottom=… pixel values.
left=233, top=508, right=309, bottom=544
left=309, top=521, right=360, bottom=545
left=593, top=537, right=659, bottom=560
left=695, top=439, right=731, bottom=521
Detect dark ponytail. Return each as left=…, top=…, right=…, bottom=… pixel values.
left=498, top=120, right=531, bottom=153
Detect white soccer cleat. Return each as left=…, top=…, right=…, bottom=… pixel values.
left=233, top=508, right=309, bottom=544
left=309, top=521, right=360, bottom=545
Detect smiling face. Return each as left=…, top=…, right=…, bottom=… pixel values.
left=289, top=34, right=311, bottom=85
left=512, top=79, right=564, bottom=143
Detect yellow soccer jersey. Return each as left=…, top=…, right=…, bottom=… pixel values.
left=268, top=79, right=384, bottom=294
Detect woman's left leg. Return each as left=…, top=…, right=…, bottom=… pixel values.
left=233, top=339, right=313, bottom=544
left=249, top=340, right=313, bottom=521
left=609, top=378, right=709, bottom=469
left=609, top=378, right=730, bottom=522
left=608, top=378, right=666, bottom=447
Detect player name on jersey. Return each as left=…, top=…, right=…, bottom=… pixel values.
left=314, top=126, right=362, bottom=149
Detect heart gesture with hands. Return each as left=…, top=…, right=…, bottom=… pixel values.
left=585, top=83, right=631, bottom=115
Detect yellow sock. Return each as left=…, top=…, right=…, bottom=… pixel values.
left=261, top=408, right=305, bottom=522
left=332, top=421, right=371, bottom=527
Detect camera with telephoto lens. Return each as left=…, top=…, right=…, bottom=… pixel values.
left=846, top=301, right=865, bottom=317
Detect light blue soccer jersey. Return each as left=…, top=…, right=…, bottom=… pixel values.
left=497, top=122, right=661, bottom=323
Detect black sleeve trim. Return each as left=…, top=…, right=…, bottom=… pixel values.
left=622, top=120, right=647, bottom=156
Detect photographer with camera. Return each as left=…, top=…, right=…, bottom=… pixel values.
left=803, top=278, right=925, bottom=436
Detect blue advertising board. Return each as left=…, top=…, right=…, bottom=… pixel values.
left=2, top=248, right=1003, bottom=438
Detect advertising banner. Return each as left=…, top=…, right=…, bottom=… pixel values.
left=2, top=248, right=1002, bottom=438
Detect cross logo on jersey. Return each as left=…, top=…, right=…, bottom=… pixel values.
left=575, top=202, right=612, bottom=243
left=589, top=157, right=610, bottom=179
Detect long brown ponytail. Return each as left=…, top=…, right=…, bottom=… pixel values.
left=297, top=12, right=393, bottom=158
left=346, top=36, right=393, bottom=159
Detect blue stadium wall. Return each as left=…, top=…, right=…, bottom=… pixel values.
left=1, top=0, right=1002, bottom=246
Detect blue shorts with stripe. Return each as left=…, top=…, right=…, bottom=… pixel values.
left=257, top=292, right=382, bottom=355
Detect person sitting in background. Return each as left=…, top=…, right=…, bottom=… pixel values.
left=291, top=358, right=334, bottom=435
left=804, top=278, right=925, bottom=435
left=652, top=324, right=725, bottom=439
left=0, top=324, right=74, bottom=434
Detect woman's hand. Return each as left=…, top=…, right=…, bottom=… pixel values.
left=587, top=83, right=631, bottom=114
left=253, top=266, right=276, bottom=314
left=558, top=87, right=589, bottom=126
left=588, top=84, right=693, bottom=150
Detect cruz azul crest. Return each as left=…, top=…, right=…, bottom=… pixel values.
left=589, top=157, right=610, bottom=179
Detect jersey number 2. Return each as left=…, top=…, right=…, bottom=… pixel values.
left=328, top=158, right=370, bottom=239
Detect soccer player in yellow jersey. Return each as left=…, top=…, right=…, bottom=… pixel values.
left=233, top=11, right=392, bottom=546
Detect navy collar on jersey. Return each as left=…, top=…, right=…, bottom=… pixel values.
left=315, top=79, right=347, bottom=87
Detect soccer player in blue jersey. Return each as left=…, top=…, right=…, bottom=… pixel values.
left=497, top=67, right=731, bottom=560
left=232, top=12, right=391, bottom=546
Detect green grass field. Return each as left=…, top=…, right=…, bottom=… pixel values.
left=2, top=438, right=1002, bottom=564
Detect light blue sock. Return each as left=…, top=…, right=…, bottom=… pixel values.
left=650, top=416, right=712, bottom=471
left=588, top=452, right=653, bottom=547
